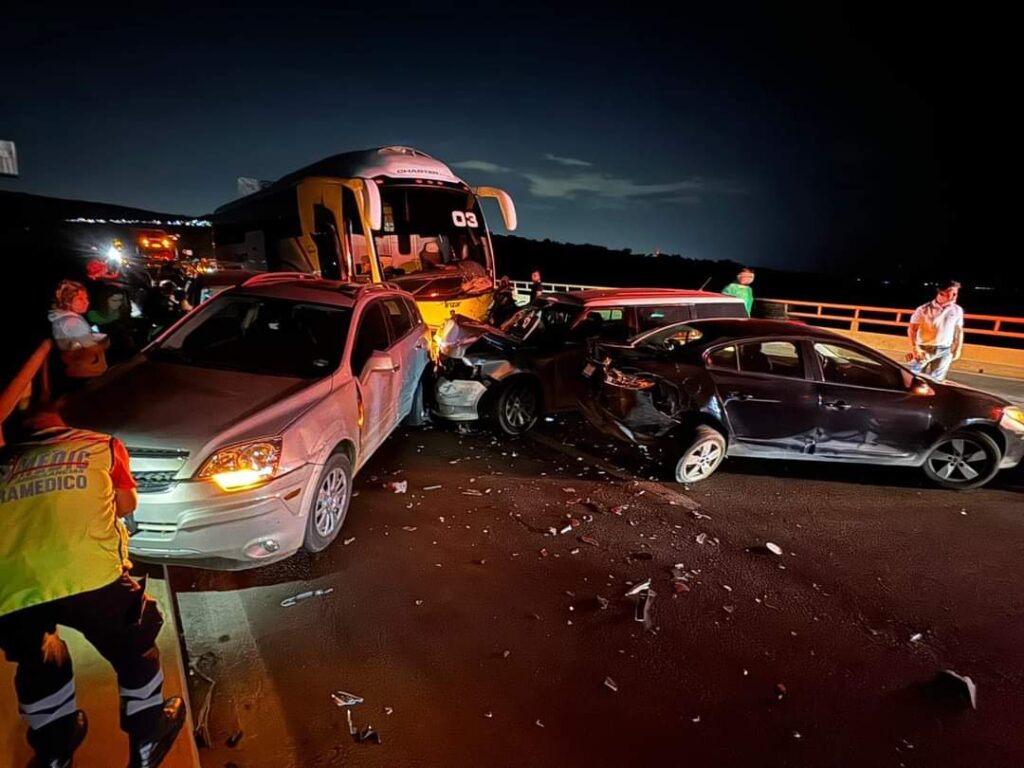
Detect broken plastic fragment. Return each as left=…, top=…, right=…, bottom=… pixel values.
left=280, top=588, right=334, bottom=608
left=695, top=533, right=708, bottom=545
left=387, top=480, right=408, bottom=494
left=331, top=691, right=365, bottom=708
left=423, top=485, right=442, bottom=491
left=765, top=542, right=783, bottom=556
left=343, top=537, right=356, bottom=546
left=604, top=676, right=618, bottom=692
left=580, top=535, right=600, bottom=548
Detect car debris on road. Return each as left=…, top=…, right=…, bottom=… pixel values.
left=280, top=588, right=334, bottom=608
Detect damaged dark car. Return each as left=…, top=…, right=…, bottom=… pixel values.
left=432, top=289, right=746, bottom=434
left=581, top=318, right=1024, bottom=489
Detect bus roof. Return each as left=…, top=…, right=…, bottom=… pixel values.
left=214, top=146, right=467, bottom=216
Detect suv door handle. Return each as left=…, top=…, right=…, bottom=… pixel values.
left=822, top=399, right=852, bottom=410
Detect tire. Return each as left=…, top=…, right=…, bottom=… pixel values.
left=493, top=378, right=540, bottom=435
left=303, top=453, right=353, bottom=553
left=673, top=425, right=727, bottom=484
left=922, top=430, right=1001, bottom=490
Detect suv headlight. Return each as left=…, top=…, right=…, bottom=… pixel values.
left=198, top=438, right=282, bottom=491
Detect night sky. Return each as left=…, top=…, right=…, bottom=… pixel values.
left=1, top=4, right=1010, bottom=278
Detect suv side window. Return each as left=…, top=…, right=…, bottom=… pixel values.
left=737, top=340, right=805, bottom=379
left=635, top=305, right=692, bottom=333
left=381, top=297, right=413, bottom=340
left=574, top=307, right=628, bottom=342
left=350, top=302, right=391, bottom=376
left=814, top=342, right=905, bottom=390
left=403, top=298, right=423, bottom=329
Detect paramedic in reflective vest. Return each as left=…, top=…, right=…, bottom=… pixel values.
left=0, top=410, right=186, bottom=768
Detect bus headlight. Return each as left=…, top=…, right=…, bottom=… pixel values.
left=198, top=438, right=283, bottom=491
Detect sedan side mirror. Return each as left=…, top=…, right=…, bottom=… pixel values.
left=909, top=376, right=935, bottom=397
left=364, top=350, right=400, bottom=376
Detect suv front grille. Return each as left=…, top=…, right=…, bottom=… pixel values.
left=126, top=447, right=190, bottom=460
left=133, top=471, right=179, bottom=493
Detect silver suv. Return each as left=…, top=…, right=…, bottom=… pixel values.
left=64, top=275, right=431, bottom=569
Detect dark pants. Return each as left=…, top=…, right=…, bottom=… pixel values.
left=0, top=572, right=166, bottom=739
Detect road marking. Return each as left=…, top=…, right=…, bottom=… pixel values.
left=527, top=432, right=702, bottom=511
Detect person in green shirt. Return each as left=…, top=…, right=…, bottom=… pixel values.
left=721, top=267, right=755, bottom=316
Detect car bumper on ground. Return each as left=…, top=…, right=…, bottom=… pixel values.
left=434, top=377, right=489, bottom=421
left=127, top=464, right=317, bottom=570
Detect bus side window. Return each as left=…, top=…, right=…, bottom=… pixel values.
left=341, top=188, right=371, bottom=281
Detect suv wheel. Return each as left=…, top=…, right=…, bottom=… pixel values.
left=923, top=430, right=1001, bottom=490
left=673, top=426, right=726, bottom=483
left=303, top=453, right=352, bottom=553
left=494, top=379, right=539, bottom=435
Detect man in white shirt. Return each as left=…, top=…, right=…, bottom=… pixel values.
left=907, top=280, right=964, bottom=381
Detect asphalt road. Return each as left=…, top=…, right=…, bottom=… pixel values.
left=168, top=416, right=1024, bottom=768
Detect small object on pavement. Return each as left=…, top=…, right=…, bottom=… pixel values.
left=424, top=485, right=443, bottom=491
left=695, top=533, right=708, bottom=545
left=356, top=726, right=381, bottom=744
left=562, top=487, right=577, bottom=493
left=610, top=504, right=629, bottom=515
left=484, top=711, right=494, bottom=718
left=604, top=676, right=619, bottom=693
left=775, top=683, right=787, bottom=700
left=331, top=691, right=365, bottom=708
left=280, top=588, right=334, bottom=608
left=387, top=480, right=408, bottom=493
left=909, top=632, right=924, bottom=643
left=343, top=537, right=356, bottom=545
left=765, top=542, right=783, bottom=556
left=384, top=707, right=394, bottom=715
left=635, top=587, right=656, bottom=629
left=941, top=670, right=977, bottom=709
left=462, top=489, right=484, bottom=496
left=560, top=524, right=573, bottom=534
left=402, top=526, right=418, bottom=532
left=226, top=730, right=243, bottom=748
left=580, top=535, right=601, bottom=548
left=624, top=579, right=652, bottom=597
left=596, top=596, right=610, bottom=610
left=535, top=719, right=545, bottom=728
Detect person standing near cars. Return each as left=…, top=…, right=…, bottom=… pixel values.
left=48, top=280, right=110, bottom=391
left=907, top=280, right=964, bottom=382
left=0, top=408, right=186, bottom=768
left=529, top=270, right=544, bottom=303
left=721, top=267, right=755, bottom=316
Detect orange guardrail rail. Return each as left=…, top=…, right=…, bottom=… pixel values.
left=760, top=299, right=1024, bottom=342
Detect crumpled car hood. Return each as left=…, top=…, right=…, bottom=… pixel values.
left=436, top=314, right=521, bottom=359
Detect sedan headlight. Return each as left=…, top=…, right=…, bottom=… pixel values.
left=1001, top=406, right=1024, bottom=433
left=198, top=438, right=282, bottom=491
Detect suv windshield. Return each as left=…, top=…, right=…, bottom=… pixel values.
left=373, top=184, right=493, bottom=300
left=148, top=294, right=352, bottom=378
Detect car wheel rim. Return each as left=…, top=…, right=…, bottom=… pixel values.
left=504, top=387, right=536, bottom=429
left=928, top=437, right=989, bottom=483
left=314, top=468, right=347, bottom=537
left=680, top=440, right=723, bottom=481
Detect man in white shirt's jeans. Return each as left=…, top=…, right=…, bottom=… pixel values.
left=907, top=280, right=963, bottom=382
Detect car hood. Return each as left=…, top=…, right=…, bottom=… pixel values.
left=437, top=314, right=521, bottom=359
left=61, top=355, right=327, bottom=467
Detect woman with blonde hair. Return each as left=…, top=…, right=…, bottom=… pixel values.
left=48, top=279, right=109, bottom=383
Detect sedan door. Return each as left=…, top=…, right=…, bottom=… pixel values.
left=705, top=339, right=820, bottom=457
left=349, top=300, right=400, bottom=458
left=810, top=340, right=934, bottom=460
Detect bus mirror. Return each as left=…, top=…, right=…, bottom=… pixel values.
left=363, top=180, right=383, bottom=231
left=474, top=186, right=517, bottom=232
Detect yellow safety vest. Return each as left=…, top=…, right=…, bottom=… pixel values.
left=0, top=427, right=130, bottom=617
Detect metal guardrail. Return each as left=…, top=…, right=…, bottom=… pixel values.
left=760, top=298, right=1024, bottom=342
left=509, top=282, right=1024, bottom=344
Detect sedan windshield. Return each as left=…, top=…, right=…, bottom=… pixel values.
left=148, top=294, right=352, bottom=378
left=501, top=304, right=582, bottom=342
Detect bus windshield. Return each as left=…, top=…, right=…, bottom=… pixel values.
left=373, top=184, right=493, bottom=300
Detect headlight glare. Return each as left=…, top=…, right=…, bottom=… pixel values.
left=198, top=438, right=282, bottom=491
